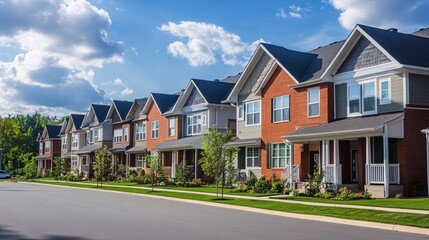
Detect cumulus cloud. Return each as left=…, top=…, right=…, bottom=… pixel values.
left=120, top=87, right=133, bottom=96
left=0, top=0, right=123, bottom=116
left=329, top=0, right=429, bottom=31
left=113, top=78, right=124, bottom=86
left=159, top=21, right=264, bottom=67
left=288, top=5, right=308, bottom=19
left=276, top=8, right=287, bottom=18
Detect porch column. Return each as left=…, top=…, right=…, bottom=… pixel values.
left=383, top=125, right=389, bottom=198
left=289, top=142, right=294, bottom=185
left=321, top=140, right=326, bottom=182
left=426, top=134, right=429, bottom=196
left=172, top=150, right=177, bottom=179
left=182, top=150, right=186, bottom=168
left=125, top=154, right=129, bottom=177
left=50, top=158, right=53, bottom=172
left=325, top=140, right=330, bottom=183
left=365, top=137, right=371, bottom=185
left=194, top=149, right=198, bottom=180
left=333, top=139, right=340, bottom=185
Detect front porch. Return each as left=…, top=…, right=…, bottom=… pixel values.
left=283, top=113, right=404, bottom=198
left=35, top=156, right=52, bottom=175
left=161, top=149, right=203, bottom=180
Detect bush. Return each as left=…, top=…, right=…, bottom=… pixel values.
left=138, top=169, right=146, bottom=177
left=270, top=180, right=284, bottom=194
left=284, top=187, right=291, bottom=195
left=175, top=162, right=190, bottom=186
left=315, top=192, right=335, bottom=199
left=254, top=175, right=271, bottom=193
left=305, top=167, right=324, bottom=196
left=292, top=190, right=300, bottom=196
left=245, top=175, right=257, bottom=190
left=234, top=183, right=248, bottom=192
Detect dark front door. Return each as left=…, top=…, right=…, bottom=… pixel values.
left=309, top=151, right=320, bottom=175
left=351, top=149, right=358, bottom=183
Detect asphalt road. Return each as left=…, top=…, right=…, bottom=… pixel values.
left=0, top=182, right=427, bottom=240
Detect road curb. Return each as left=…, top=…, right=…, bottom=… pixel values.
left=23, top=182, right=429, bottom=236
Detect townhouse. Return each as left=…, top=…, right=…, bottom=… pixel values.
left=105, top=100, right=134, bottom=174
left=77, top=104, right=111, bottom=177
left=124, top=98, right=148, bottom=173
left=58, top=117, right=70, bottom=166
left=154, top=77, right=237, bottom=180
left=35, top=125, right=62, bottom=174
left=64, top=114, right=86, bottom=174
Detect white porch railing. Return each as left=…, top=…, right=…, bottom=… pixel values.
left=325, top=164, right=342, bottom=184
left=282, top=165, right=300, bottom=184
left=366, top=164, right=400, bottom=184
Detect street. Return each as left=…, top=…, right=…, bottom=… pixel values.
left=0, top=182, right=427, bottom=240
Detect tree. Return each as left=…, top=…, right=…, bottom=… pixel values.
left=93, top=146, right=112, bottom=187
left=22, top=154, right=37, bottom=180
left=147, top=153, right=161, bottom=191
left=53, top=157, right=68, bottom=182
left=200, top=125, right=239, bottom=199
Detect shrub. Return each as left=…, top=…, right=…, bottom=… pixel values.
left=270, top=180, right=284, bottom=194
left=270, top=173, right=279, bottom=183
left=315, top=192, right=335, bottom=199
left=254, top=175, right=271, bottom=193
left=245, top=175, right=257, bottom=190
left=292, top=190, right=300, bottom=196
left=234, top=183, right=248, bottom=192
left=138, top=169, right=146, bottom=177
left=175, top=162, right=190, bottom=186
left=305, top=167, right=324, bottom=197
left=283, top=187, right=291, bottom=195
left=363, top=191, right=372, bottom=199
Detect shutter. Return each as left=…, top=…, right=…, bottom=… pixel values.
left=266, top=143, right=271, bottom=169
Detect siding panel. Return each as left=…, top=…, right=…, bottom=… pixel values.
left=335, top=83, right=347, bottom=119
left=409, top=73, right=429, bottom=106
left=378, top=73, right=403, bottom=113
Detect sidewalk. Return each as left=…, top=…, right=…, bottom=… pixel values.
left=36, top=179, right=429, bottom=215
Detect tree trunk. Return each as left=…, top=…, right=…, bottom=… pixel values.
left=221, top=170, right=225, bottom=199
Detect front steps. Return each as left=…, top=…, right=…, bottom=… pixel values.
left=365, top=185, right=404, bottom=198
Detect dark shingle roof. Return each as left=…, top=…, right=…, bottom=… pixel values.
left=153, top=136, right=203, bottom=150
left=71, top=114, right=85, bottom=130
left=262, top=43, right=318, bottom=83
left=305, top=41, right=344, bottom=81
left=192, top=79, right=235, bottom=104
left=152, top=93, right=180, bottom=114
left=113, top=100, right=133, bottom=120
left=359, top=24, right=429, bottom=68
left=45, top=125, right=62, bottom=139
left=135, top=98, right=148, bottom=109
left=221, top=72, right=241, bottom=83
left=92, top=104, right=110, bottom=122
left=411, top=28, right=429, bottom=38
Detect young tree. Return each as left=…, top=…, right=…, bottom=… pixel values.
left=22, top=154, right=38, bottom=180
left=200, top=125, right=239, bottom=199
left=147, top=153, right=161, bottom=191
left=93, top=146, right=112, bottom=187
left=52, top=157, right=68, bottom=182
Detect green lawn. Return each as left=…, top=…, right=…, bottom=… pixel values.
left=33, top=181, right=429, bottom=229
left=272, top=196, right=429, bottom=211
left=48, top=180, right=276, bottom=197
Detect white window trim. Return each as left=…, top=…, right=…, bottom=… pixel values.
left=136, top=154, right=145, bottom=168
left=72, top=134, right=78, bottom=148
left=379, top=78, right=391, bottom=105
left=44, top=141, right=50, bottom=153
left=245, top=147, right=261, bottom=169
left=271, top=142, right=289, bottom=169
left=113, top=129, right=123, bottom=143
left=124, top=127, right=129, bottom=142
left=245, top=100, right=261, bottom=126
left=136, top=123, right=146, bottom=141
left=151, top=121, right=159, bottom=139
left=187, top=114, right=203, bottom=136
left=168, top=118, right=175, bottom=136
left=307, top=87, right=320, bottom=118
left=237, top=104, right=245, bottom=121
left=347, top=83, right=361, bottom=117
left=62, top=138, right=67, bottom=150
left=272, top=95, right=290, bottom=123
left=362, top=81, right=377, bottom=115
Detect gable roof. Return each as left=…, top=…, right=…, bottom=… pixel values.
left=304, top=41, right=344, bottom=82
left=357, top=24, right=429, bottom=68
left=92, top=104, right=110, bottom=123
left=108, top=100, right=133, bottom=122
left=70, top=114, right=85, bottom=130
left=58, top=117, right=69, bottom=136
left=126, top=98, right=148, bottom=119
left=220, top=72, right=241, bottom=83
left=192, top=79, right=235, bottom=104
left=151, top=93, right=180, bottom=114
left=45, top=125, right=62, bottom=139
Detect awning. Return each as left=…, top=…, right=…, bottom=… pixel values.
left=153, top=136, right=202, bottom=151
left=283, top=112, right=403, bottom=142
left=62, top=152, right=72, bottom=158
left=75, top=143, right=102, bottom=154
left=125, top=145, right=147, bottom=154
left=109, top=144, right=129, bottom=153
left=35, top=155, right=51, bottom=160
left=225, top=138, right=261, bottom=147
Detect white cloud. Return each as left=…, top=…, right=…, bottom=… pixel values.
left=113, top=78, right=124, bottom=86
left=120, top=87, right=133, bottom=96
left=288, top=5, right=308, bottom=19
left=0, top=0, right=123, bottom=116
left=289, top=12, right=302, bottom=19
left=159, top=21, right=264, bottom=67
left=276, top=8, right=287, bottom=18
left=329, top=0, right=429, bottom=31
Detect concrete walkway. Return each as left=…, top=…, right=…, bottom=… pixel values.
left=35, top=180, right=429, bottom=215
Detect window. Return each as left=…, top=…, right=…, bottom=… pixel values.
left=271, top=143, right=290, bottom=168
left=348, top=84, right=360, bottom=114
left=124, top=127, right=129, bottom=142
left=94, top=128, right=99, bottom=142
left=169, top=118, right=175, bottom=136
left=362, top=82, right=375, bottom=113
left=151, top=121, right=159, bottom=139
left=62, top=138, right=67, bottom=150
left=136, top=154, right=145, bottom=168
left=136, top=123, right=146, bottom=140
left=39, top=143, right=43, bottom=153
left=237, top=104, right=244, bottom=121
left=187, top=114, right=202, bottom=135
left=71, top=156, right=78, bottom=168
left=45, top=141, right=50, bottom=153
left=272, top=95, right=290, bottom=122
left=308, top=87, right=320, bottom=117
left=87, top=129, right=94, bottom=144
left=245, top=101, right=261, bottom=125
left=380, top=78, right=391, bottom=104
left=246, top=147, right=260, bottom=168
left=113, top=129, right=122, bottom=143
left=72, top=134, right=78, bottom=148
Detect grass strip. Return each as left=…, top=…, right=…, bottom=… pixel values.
left=271, top=196, right=429, bottom=211
left=35, top=181, right=429, bottom=229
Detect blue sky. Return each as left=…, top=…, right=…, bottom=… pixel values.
left=0, top=0, right=428, bottom=116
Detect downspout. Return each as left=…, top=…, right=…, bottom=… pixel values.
left=383, top=124, right=389, bottom=198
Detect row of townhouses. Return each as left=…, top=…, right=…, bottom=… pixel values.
left=36, top=24, right=429, bottom=198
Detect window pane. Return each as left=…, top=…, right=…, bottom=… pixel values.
left=309, top=103, right=319, bottom=116
left=247, top=115, right=253, bottom=125
left=279, top=158, right=286, bottom=167
left=279, top=144, right=285, bottom=156
left=349, top=99, right=359, bottom=113
left=349, top=85, right=359, bottom=99
left=247, top=158, right=253, bottom=167
left=309, top=89, right=319, bottom=103
left=254, top=113, right=260, bottom=124
left=254, top=157, right=261, bottom=167
left=283, top=96, right=289, bottom=108
left=283, top=109, right=289, bottom=121
left=254, top=101, right=260, bottom=111
left=273, top=97, right=281, bottom=109
left=272, top=144, right=278, bottom=157
left=274, top=110, right=281, bottom=122
left=363, top=82, right=374, bottom=97
left=363, top=97, right=375, bottom=112
left=247, top=103, right=254, bottom=112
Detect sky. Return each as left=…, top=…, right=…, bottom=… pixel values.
left=0, top=0, right=428, bottom=117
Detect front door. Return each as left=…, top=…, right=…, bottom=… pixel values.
left=309, top=151, right=320, bottom=175
left=351, top=149, right=358, bottom=183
